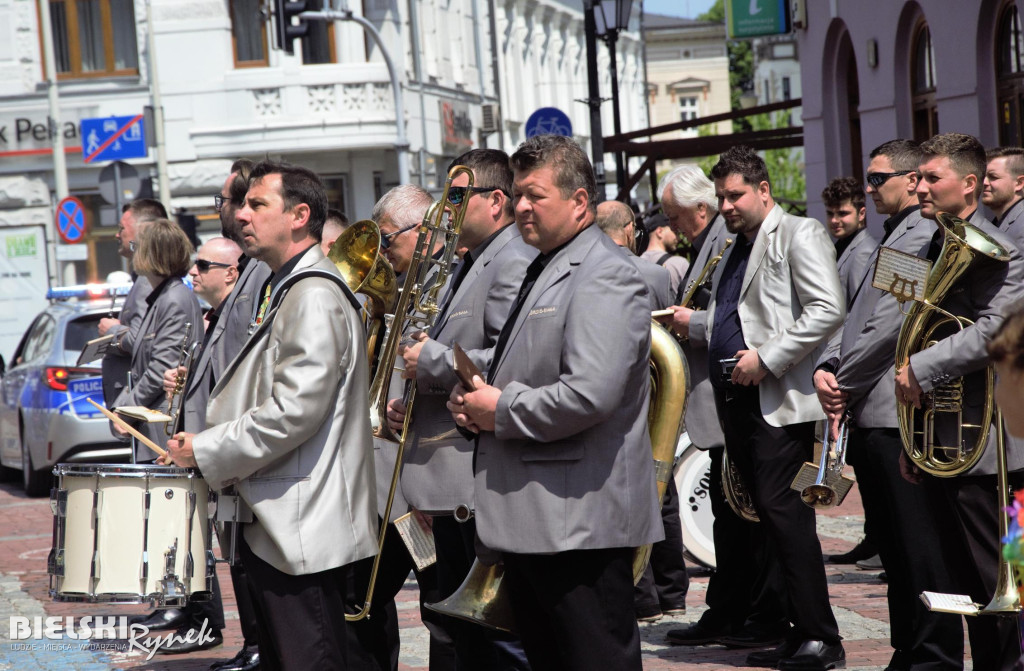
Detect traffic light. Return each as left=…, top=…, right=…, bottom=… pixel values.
left=273, top=0, right=310, bottom=54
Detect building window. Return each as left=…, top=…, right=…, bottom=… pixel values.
left=679, top=96, right=699, bottom=122
left=302, top=0, right=336, bottom=64
left=911, top=21, right=938, bottom=141
left=231, top=0, right=268, bottom=67
left=997, top=2, right=1024, bottom=146
left=47, top=0, right=139, bottom=79
left=782, top=76, right=791, bottom=101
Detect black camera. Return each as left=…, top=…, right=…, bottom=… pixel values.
left=719, top=357, right=740, bottom=383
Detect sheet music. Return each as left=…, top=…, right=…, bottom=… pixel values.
left=920, top=591, right=979, bottom=615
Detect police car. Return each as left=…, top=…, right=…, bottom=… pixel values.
left=0, top=284, right=134, bottom=496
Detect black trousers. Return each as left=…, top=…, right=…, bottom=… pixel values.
left=502, top=547, right=641, bottom=671
left=714, top=385, right=840, bottom=644
left=847, top=427, right=963, bottom=670
left=239, top=537, right=350, bottom=671
left=229, top=562, right=261, bottom=647
left=345, top=520, right=456, bottom=671
left=932, top=474, right=1022, bottom=671
left=633, top=477, right=690, bottom=613
left=183, top=572, right=226, bottom=631
left=699, top=445, right=787, bottom=633
left=431, top=515, right=530, bottom=671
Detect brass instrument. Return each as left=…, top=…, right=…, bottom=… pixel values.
left=427, top=319, right=690, bottom=633
left=894, top=213, right=1010, bottom=476
left=678, top=237, right=733, bottom=310
left=981, top=411, right=1021, bottom=613
left=348, top=165, right=474, bottom=622
left=790, top=416, right=855, bottom=508
left=328, top=219, right=398, bottom=370
left=165, top=322, right=198, bottom=436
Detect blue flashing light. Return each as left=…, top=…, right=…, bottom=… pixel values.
left=47, top=283, right=133, bottom=301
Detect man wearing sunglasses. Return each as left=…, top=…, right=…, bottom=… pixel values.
left=389, top=148, right=535, bottom=670
left=376, top=184, right=436, bottom=274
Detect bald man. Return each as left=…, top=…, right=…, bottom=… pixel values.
left=596, top=201, right=672, bottom=310
left=320, top=208, right=350, bottom=257
left=189, top=237, right=242, bottom=309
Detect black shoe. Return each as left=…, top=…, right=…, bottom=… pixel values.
left=131, top=608, right=189, bottom=632
left=666, top=621, right=731, bottom=646
left=212, top=646, right=260, bottom=671
left=720, top=625, right=790, bottom=648
left=746, top=639, right=802, bottom=667
left=827, top=538, right=876, bottom=564
left=777, top=639, right=845, bottom=670
left=856, top=554, right=883, bottom=570
left=155, top=626, right=223, bottom=655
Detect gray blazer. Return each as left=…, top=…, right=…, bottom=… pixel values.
left=192, top=246, right=378, bottom=575
left=692, top=205, right=845, bottom=427
left=179, top=257, right=272, bottom=433
left=400, top=225, right=535, bottom=514
left=101, top=275, right=152, bottom=405
left=998, top=198, right=1024, bottom=253
left=836, top=228, right=878, bottom=308
left=627, top=250, right=672, bottom=310
left=473, top=225, right=663, bottom=554
left=678, top=215, right=730, bottom=449
left=828, top=208, right=936, bottom=428
left=113, top=277, right=203, bottom=461
left=908, top=210, right=1024, bottom=475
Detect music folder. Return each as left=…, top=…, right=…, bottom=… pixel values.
left=77, top=334, right=115, bottom=366
left=452, top=343, right=482, bottom=391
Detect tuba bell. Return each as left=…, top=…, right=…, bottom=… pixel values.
left=894, top=212, right=1010, bottom=476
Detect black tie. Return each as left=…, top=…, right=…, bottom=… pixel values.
left=487, top=255, right=547, bottom=384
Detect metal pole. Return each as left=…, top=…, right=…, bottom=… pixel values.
left=38, top=0, right=67, bottom=287
left=583, top=0, right=606, bottom=201
left=146, top=1, right=172, bottom=208
left=300, top=9, right=410, bottom=186
left=607, top=32, right=625, bottom=199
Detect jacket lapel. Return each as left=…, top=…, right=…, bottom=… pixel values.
left=740, top=204, right=782, bottom=298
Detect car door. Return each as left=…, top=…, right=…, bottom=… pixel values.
left=0, top=313, right=45, bottom=467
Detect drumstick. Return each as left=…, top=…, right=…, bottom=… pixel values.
left=86, top=398, right=168, bottom=458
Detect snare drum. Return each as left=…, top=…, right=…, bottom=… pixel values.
left=674, top=442, right=717, bottom=569
left=48, top=464, right=213, bottom=606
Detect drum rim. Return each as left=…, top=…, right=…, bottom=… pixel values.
left=53, top=463, right=200, bottom=478
left=674, top=444, right=717, bottom=569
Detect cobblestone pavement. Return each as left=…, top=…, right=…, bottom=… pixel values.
left=0, top=478, right=975, bottom=670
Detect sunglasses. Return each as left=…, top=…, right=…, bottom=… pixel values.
left=214, top=194, right=227, bottom=211
left=381, top=223, right=419, bottom=249
left=195, top=258, right=234, bottom=272
left=447, top=186, right=507, bottom=206
left=866, top=171, right=913, bottom=188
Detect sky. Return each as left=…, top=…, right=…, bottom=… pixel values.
left=642, top=0, right=718, bottom=19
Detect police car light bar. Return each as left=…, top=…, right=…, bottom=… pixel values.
left=47, top=283, right=134, bottom=301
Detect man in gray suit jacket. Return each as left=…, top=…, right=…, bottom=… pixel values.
left=894, top=133, right=1024, bottom=670
left=814, top=139, right=963, bottom=670
left=163, top=162, right=378, bottom=671
left=99, top=199, right=166, bottom=406
left=984, top=146, right=1024, bottom=251
left=672, top=146, right=845, bottom=670
left=449, top=135, right=662, bottom=670
left=596, top=199, right=673, bottom=311
left=822, top=177, right=878, bottom=307
left=391, top=148, right=534, bottom=670
left=660, top=165, right=787, bottom=649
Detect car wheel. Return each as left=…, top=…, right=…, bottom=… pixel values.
left=20, top=428, right=49, bottom=497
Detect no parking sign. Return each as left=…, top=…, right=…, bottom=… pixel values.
left=56, top=196, right=87, bottom=244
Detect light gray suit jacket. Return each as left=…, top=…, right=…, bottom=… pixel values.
left=192, top=246, right=378, bottom=575
left=691, top=205, right=845, bottom=427
left=997, top=198, right=1024, bottom=253
left=180, top=257, right=271, bottom=433
left=101, top=275, right=152, bottom=406
left=677, top=214, right=730, bottom=449
left=473, top=225, right=663, bottom=554
left=401, top=225, right=535, bottom=514
left=628, top=250, right=673, bottom=310
left=823, top=208, right=936, bottom=428
left=908, top=210, right=1024, bottom=475
left=836, top=228, right=878, bottom=308
left=113, top=278, right=203, bottom=461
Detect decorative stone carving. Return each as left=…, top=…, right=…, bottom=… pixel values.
left=0, top=176, right=50, bottom=210
left=369, top=84, right=391, bottom=112
left=307, top=85, right=336, bottom=114
left=341, top=84, right=366, bottom=112
left=253, top=88, right=282, bottom=117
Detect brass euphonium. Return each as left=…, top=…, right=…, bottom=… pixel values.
left=427, top=319, right=690, bottom=633
left=348, top=165, right=474, bottom=622
left=894, top=212, right=1010, bottom=476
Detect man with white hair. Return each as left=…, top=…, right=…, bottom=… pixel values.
left=658, top=164, right=788, bottom=649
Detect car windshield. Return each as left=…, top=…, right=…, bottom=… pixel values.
left=64, top=315, right=104, bottom=363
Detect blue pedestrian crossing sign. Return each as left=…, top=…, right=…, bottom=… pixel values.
left=525, top=107, right=573, bottom=138
left=56, top=196, right=87, bottom=244
left=81, top=114, right=147, bottom=164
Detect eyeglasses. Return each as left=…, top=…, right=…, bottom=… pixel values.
left=628, top=220, right=642, bottom=241
left=866, top=171, right=913, bottom=188
left=195, top=258, right=234, bottom=272
left=381, top=223, right=419, bottom=249
left=214, top=194, right=227, bottom=211
left=447, top=186, right=508, bottom=206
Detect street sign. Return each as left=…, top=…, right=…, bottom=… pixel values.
left=726, top=0, right=791, bottom=39
left=525, top=107, right=573, bottom=138
left=98, top=161, right=141, bottom=206
left=55, top=196, right=87, bottom=244
left=80, top=114, right=147, bottom=164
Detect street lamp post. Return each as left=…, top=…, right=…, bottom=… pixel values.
left=594, top=0, right=633, bottom=200
left=583, top=0, right=606, bottom=201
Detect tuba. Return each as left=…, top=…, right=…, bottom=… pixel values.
left=347, top=165, right=474, bottom=622
left=894, top=212, right=1010, bottom=476
left=427, top=319, right=690, bottom=633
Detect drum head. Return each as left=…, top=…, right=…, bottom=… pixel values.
left=674, top=442, right=716, bottom=569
